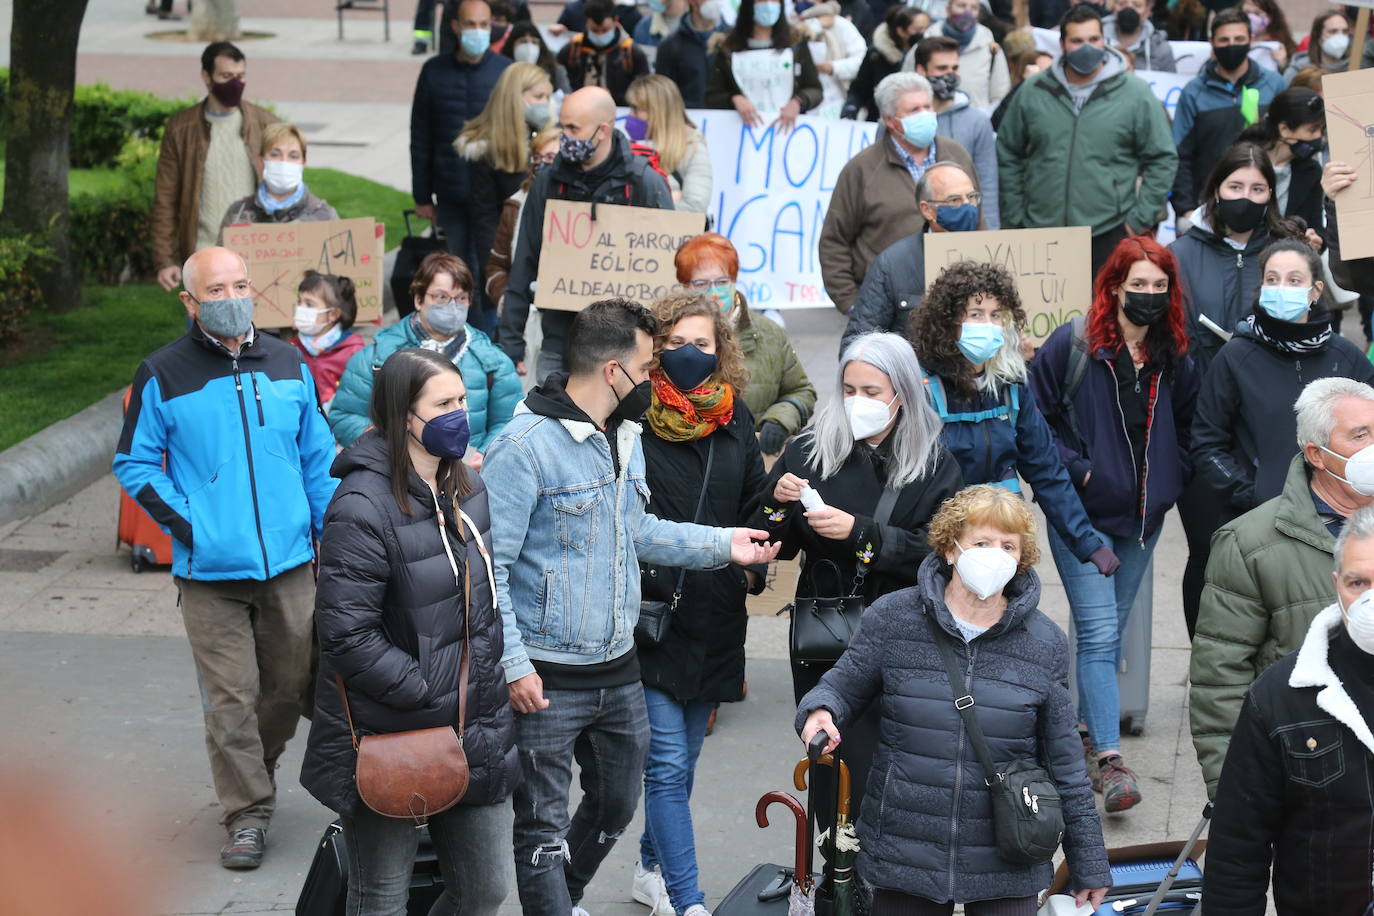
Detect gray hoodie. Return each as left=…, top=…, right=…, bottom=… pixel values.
left=1102, top=13, right=1176, bottom=72
left=935, top=90, right=1000, bottom=230
left=1053, top=45, right=1126, bottom=113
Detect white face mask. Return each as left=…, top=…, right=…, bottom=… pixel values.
left=699, top=0, right=722, bottom=21
left=1322, top=33, right=1351, bottom=60
left=263, top=160, right=304, bottom=195
left=294, top=304, right=331, bottom=335
left=1340, top=588, right=1374, bottom=655
left=844, top=394, right=897, bottom=440
left=513, top=42, right=541, bottom=64
left=954, top=541, right=1018, bottom=600
left=1319, top=443, right=1374, bottom=496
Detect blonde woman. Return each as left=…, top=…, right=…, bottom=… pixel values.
left=625, top=74, right=712, bottom=214
left=456, top=61, right=554, bottom=289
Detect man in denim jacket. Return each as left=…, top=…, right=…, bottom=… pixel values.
left=482, top=298, right=780, bottom=916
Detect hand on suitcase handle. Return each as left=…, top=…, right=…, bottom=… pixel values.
left=800, top=709, right=840, bottom=755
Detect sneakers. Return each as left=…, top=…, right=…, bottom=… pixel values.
left=220, top=826, right=265, bottom=869
left=572, top=908, right=591, bottom=916
left=1081, top=731, right=1102, bottom=794
left=1099, top=754, right=1142, bottom=813
left=633, top=861, right=667, bottom=909
left=683, top=907, right=712, bottom=916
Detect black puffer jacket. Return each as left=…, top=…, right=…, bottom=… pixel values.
left=1169, top=222, right=1270, bottom=376
left=796, top=556, right=1110, bottom=902
left=300, top=433, right=519, bottom=817
left=1190, top=309, right=1374, bottom=513
left=840, top=229, right=926, bottom=355
left=410, top=50, right=513, bottom=206
left=640, top=402, right=769, bottom=704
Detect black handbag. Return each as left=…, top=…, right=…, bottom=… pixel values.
left=927, top=618, right=1064, bottom=865
left=787, top=488, right=899, bottom=668
left=636, top=437, right=716, bottom=647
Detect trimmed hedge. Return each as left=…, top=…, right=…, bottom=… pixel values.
left=0, top=232, right=49, bottom=338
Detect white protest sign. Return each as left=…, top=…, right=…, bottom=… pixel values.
left=1137, top=69, right=1192, bottom=120
left=730, top=47, right=798, bottom=115
left=1169, top=40, right=1213, bottom=77
left=808, top=41, right=848, bottom=119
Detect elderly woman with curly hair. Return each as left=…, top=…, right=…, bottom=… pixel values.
left=910, top=260, right=1119, bottom=578
left=633, top=291, right=772, bottom=916
left=798, top=484, right=1111, bottom=916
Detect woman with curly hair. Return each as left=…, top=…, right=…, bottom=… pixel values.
left=755, top=331, right=963, bottom=826
left=797, top=484, right=1110, bottom=915
left=633, top=291, right=771, bottom=916
left=1027, top=235, right=1200, bottom=814
left=910, top=260, right=1119, bottom=579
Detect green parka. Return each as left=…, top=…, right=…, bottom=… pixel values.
left=1189, top=455, right=1338, bottom=797
left=733, top=293, right=816, bottom=437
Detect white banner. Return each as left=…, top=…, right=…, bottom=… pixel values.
left=1136, top=68, right=1191, bottom=120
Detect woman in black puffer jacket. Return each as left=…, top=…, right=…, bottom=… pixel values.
left=798, top=485, right=1109, bottom=915
left=301, top=347, right=519, bottom=916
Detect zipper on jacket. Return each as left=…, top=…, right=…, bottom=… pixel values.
left=1137, top=374, right=1158, bottom=548
left=1109, top=375, right=1141, bottom=546
left=1063, top=115, right=1081, bottom=226
left=250, top=372, right=265, bottom=426
left=232, top=357, right=272, bottom=578
left=946, top=640, right=978, bottom=900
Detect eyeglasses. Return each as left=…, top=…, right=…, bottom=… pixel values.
left=688, top=277, right=733, bottom=291
left=425, top=292, right=470, bottom=306
left=931, top=192, right=983, bottom=207
left=531, top=152, right=557, bottom=165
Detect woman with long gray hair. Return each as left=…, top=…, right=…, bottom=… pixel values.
left=755, top=331, right=963, bottom=822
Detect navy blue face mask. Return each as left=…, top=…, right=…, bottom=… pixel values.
left=935, top=203, right=979, bottom=232
left=414, top=408, right=471, bottom=460
left=659, top=343, right=718, bottom=390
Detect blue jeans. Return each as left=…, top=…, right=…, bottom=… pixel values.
left=342, top=798, right=514, bottom=916
left=512, top=682, right=650, bottom=916
left=1046, top=523, right=1160, bottom=755
left=639, top=686, right=714, bottom=913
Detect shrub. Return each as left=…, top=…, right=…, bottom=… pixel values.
left=0, top=232, right=49, bottom=337
left=68, top=82, right=192, bottom=169
left=70, top=179, right=154, bottom=285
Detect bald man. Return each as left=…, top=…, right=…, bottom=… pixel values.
left=113, top=247, right=336, bottom=870
left=497, top=86, right=676, bottom=380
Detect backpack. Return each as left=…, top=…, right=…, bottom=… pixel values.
left=1059, top=314, right=1091, bottom=451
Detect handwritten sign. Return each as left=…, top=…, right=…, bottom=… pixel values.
left=730, top=48, right=798, bottom=116
left=923, top=227, right=1093, bottom=343
left=222, top=217, right=385, bottom=327
left=1325, top=68, right=1374, bottom=260
left=534, top=200, right=706, bottom=312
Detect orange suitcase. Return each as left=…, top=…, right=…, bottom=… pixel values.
left=117, top=387, right=173, bottom=573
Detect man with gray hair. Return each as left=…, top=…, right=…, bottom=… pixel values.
left=113, top=246, right=337, bottom=870
left=818, top=71, right=978, bottom=316
left=1190, top=376, right=1374, bottom=797
left=840, top=161, right=983, bottom=353
left=1204, top=505, right=1374, bottom=911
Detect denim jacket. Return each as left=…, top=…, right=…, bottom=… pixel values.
left=481, top=402, right=733, bottom=681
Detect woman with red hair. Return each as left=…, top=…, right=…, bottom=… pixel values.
left=674, top=233, right=816, bottom=455
left=1027, top=235, right=1200, bottom=815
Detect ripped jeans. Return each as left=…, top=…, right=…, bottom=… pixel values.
left=511, top=682, right=650, bottom=916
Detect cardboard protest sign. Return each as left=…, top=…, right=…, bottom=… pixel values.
left=923, top=227, right=1093, bottom=343
left=222, top=217, right=385, bottom=327
left=534, top=200, right=707, bottom=312
left=1325, top=68, right=1374, bottom=261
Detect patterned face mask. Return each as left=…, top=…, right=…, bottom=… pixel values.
left=560, top=125, right=602, bottom=164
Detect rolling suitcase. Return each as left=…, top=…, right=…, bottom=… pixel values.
left=1067, top=557, right=1152, bottom=736
left=297, top=820, right=444, bottom=915
left=390, top=209, right=446, bottom=319
left=116, top=387, right=173, bottom=573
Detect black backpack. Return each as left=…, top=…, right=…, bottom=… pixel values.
left=1059, top=315, right=1091, bottom=451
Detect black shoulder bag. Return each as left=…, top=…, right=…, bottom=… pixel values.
left=635, top=437, right=716, bottom=647
left=927, top=617, right=1065, bottom=865
left=787, top=487, right=899, bottom=669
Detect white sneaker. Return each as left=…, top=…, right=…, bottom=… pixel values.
left=683, top=906, right=712, bottom=916
left=632, top=861, right=668, bottom=908
left=572, top=907, right=591, bottom=916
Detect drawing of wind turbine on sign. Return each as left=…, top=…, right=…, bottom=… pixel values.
left=317, top=229, right=357, bottom=272
left=1327, top=101, right=1374, bottom=198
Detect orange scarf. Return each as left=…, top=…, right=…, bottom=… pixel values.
left=644, top=372, right=735, bottom=442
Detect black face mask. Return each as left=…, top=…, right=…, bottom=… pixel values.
left=609, top=363, right=653, bottom=422
left=1217, top=195, right=1268, bottom=233
left=1289, top=137, right=1322, bottom=161
left=1213, top=42, right=1251, bottom=71
left=1115, top=6, right=1141, bottom=33
left=1121, top=290, right=1170, bottom=327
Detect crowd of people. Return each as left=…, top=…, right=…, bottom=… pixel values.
left=114, top=0, right=1374, bottom=912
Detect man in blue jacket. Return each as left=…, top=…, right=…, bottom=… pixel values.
left=1171, top=7, right=1286, bottom=225
left=113, top=247, right=337, bottom=871
left=410, top=0, right=511, bottom=333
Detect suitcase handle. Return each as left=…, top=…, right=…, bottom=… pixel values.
left=403, top=208, right=420, bottom=238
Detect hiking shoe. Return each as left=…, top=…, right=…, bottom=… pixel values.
left=412, top=39, right=430, bottom=55
left=633, top=861, right=667, bottom=909
left=1081, top=731, right=1101, bottom=794
left=220, top=826, right=265, bottom=869
left=1100, top=755, right=1142, bottom=813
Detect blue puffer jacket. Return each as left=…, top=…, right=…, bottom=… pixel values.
left=329, top=317, right=521, bottom=451
left=923, top=373, right=1105, bottom=561
left=409, top=50, right=512, bottom=206
left=113, top=326, right=337, bottom=581
left=1028, top=323, right=1201, bottom=542
left=796, top=555, right=1110, bottom=902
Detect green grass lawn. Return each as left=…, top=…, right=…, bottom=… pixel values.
left=305, top=167, right=428, bottom=250
left=0, top=283, right=184, bottom=451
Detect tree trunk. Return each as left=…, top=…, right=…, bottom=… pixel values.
left=190, top=0, right=241, bottom=42
left=1, top=0, right=90, bottom=312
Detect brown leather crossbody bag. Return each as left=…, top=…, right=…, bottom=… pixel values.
left=334, top=495, right=477, bottom=823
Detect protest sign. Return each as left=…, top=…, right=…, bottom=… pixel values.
left=1137, top=69, right=1191, bottom=120
left=1324, top=68, right=1374, bottom=260
left=535, top=200, right=707, bottom=311
left=923, top=226, right=1092, bottom=343
left=1169, top=41, right=1213, bottom=77
left=730, top=48, right=801, bottom=115
left=222, top=217, right=384, bottom=328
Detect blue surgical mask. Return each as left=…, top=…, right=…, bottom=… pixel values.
left=957, top=321, right=1004, bottom=364
left=899, top=110, right=938, bottom=148
left=934, top=203, right=978, bottom=232
left=460, top=27, right=490, bottom=57
left=586, top=26, right=618, bottom=46
left=414, top=409, right=471, bottom=460
left=1258, top=284, right=1312, bottom=322
left=649, top=0, right=667, bottom=11
left=754, top=1, right=782, bottom=27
